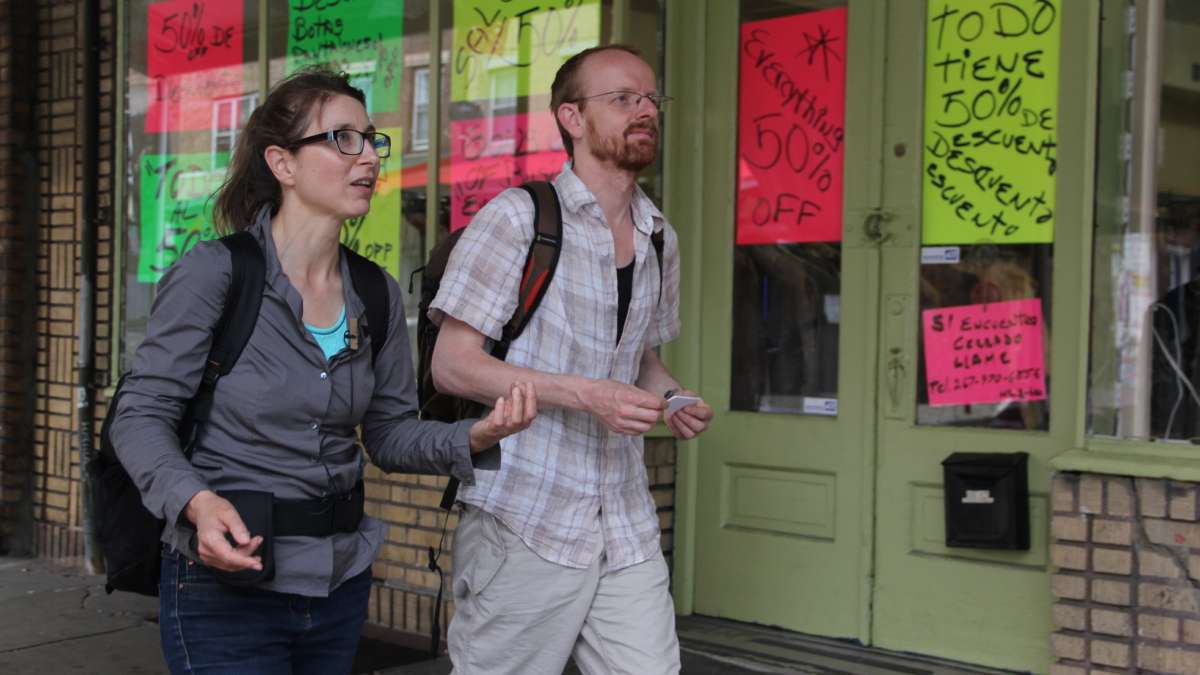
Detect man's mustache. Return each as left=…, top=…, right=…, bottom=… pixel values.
left=625, top=122, right=658, bottom=138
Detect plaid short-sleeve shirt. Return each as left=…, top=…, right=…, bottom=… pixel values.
left=429, top=163, right=681, bottom=570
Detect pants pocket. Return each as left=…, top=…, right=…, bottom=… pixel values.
left=452, top=506, right=507, bottom=600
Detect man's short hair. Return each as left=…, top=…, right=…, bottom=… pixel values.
left=550, top=44, right=644, bottom=158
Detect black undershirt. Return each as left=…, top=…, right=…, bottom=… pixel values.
left=616, top=260, right=634, bottom=345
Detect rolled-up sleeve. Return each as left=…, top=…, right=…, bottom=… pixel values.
left=427, top=188, right=531, bottom=340
left=110, top=242, right=231, bottom=527
left=361, top=275, right=480, bottom=484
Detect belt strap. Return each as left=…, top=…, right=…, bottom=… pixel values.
left=272, top=481, right=365, bottom=538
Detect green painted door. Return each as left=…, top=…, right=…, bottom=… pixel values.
left=689, top=0, right=888, bottom=641
left=686, top=1, right=1088, bottom=671
left=868, top=1, right=1090, bottom=671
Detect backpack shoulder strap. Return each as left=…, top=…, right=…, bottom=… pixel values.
left=342, top=245, right=390, bottom=366
left=499, top=181, right=562, bottom=352
left=651, top=228, right=665, bottom=305
left=182, top=231, right=266, bottom=449
left=206, top=232, right=266, bottom=383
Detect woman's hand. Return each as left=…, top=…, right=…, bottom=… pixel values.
left=468, top=382, right=538, bottom=453
left=184, top=490, right=263, bottom=572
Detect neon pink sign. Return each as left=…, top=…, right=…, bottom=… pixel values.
left=146, top=0, right=245, bottom=133
left=922, top=298, right=1047, bottom=406
left=736, top=8, right=847, bottom=245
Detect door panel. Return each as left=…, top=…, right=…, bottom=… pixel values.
left=869, top=1, right=1060, bottom=671
left=692, top=0, right=885, bottom=641
left=691, top=1, right=1064, bottom=669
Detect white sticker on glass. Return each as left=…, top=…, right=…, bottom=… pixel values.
left=803, top=397, right=838, bottom=416
left=921, top=246, right=961, bottom=265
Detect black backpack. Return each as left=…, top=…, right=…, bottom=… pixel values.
left=414, top=181, right=664, bottom=510
left=90, top=232, right=389, bottom=596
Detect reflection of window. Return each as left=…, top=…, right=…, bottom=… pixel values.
left=412, top=67, right=429, bottom=151
left=210, top=93, right=257, bottom=162
left=1089, top=0, right=1200, bottom=440
left=485, top=68, right=519, bottom=156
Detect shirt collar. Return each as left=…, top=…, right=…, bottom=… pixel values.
left=246, top=204, right=365, bottom=320
left=552, top=161, right=664, bottom=237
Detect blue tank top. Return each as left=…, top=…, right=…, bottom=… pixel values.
left=305, top=305, right=347, bottom=360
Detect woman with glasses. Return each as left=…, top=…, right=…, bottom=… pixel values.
left=110, top=67, right=537, bottom=675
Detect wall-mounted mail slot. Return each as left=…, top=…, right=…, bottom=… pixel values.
left=941, top=452, right=1030, bottom=550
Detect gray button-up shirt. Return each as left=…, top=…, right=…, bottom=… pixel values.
left=111, top=210, right=478, bottom=597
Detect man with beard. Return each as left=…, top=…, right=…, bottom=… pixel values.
left=429, top=45, right=712, bottom=674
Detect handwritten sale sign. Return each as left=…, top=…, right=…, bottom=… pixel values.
left=138, top=152, right=229, bottom=283
left=286, top=0, right=404, bottom=114
left=451, top=0, right=600, bottom=103
left=922, top=298, right=1046, bottom=406
left=736, top=9, right=846, bottom=245
left=449, top=112, right=566, bottom=231
left=922, top=0, right=1060, bottom=244
left=146, top=0, right=246, bottom=133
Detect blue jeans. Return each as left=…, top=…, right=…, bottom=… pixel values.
left=159, top=547, right=371, bottom=675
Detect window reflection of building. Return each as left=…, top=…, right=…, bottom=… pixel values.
left=210, top=93, right=257, bottom=161
left=411, top=67, right=430, bottom=151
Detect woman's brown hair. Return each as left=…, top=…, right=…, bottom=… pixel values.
left=211, top=67, right=366, bottom=233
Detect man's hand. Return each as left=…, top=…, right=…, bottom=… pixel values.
left=664, top=389, right=713, bottom=440
left=184, top=490, right=263, bottom=573
left=580, top=380, right=667, bottom=435
left=469, top=382, right=538, bottom=452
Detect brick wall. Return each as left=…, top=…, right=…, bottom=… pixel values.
left=1051, top=473, right=1200, bottom=674
left=362, top=437, right=678, bottom=640
left=0, top=0, right=117, bottom=561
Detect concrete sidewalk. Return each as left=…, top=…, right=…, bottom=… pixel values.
left=0, top=555, right=1017, bottom=675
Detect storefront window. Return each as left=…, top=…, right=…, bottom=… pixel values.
left=1089, top=0, right=1200, bottom=441
left=915, top=0, right=1060, bottom=430
left=436, top=0, right=664, bottom=241
left=122, top=0, right=262, bottom=362
left=122, top=1, right=663, bottom=369
left=731, top=0, right=847, bottom=415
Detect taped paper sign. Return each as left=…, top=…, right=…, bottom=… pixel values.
left=451, top=0, right=601, bottom=103
left=736, top=8, right=847, bottom=244
left=138, top=152, right=229, bottom=283
left=286, top=0, right=404, bottom=114
left=146, top=0, right=247, bottom=133
left=921, top=0, right=1061, bottom=244
left=922, top=298, right=1046, bottom=406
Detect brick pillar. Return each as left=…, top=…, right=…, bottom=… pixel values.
left=0, top=0, right=41, bottom=555
left=1051, top=474, right=1200, bottom=674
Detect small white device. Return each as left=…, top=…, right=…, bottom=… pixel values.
left=665, top=393, right=702, bottom=417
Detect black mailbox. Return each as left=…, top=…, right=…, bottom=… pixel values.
left=942, top=452, right=1030, bottom=550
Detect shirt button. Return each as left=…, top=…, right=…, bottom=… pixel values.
left=319, top=371, right=328, bottom=380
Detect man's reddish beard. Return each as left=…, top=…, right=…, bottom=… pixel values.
left=585, top=118, right=659, bottom=171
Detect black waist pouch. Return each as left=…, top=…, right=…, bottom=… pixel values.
left=212, top=490, right=276, bottom=586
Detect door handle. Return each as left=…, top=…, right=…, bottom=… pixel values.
left=887, top=348, right=906, bottom=406
left=863, top=208, right=894, bottom=243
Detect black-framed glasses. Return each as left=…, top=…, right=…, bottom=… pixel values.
left=566, top=90, right=673, bottom=112
left=289, top=129, right=391, bottom=158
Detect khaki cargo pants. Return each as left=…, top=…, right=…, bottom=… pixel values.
left=447, top=505, right=680, bottom=675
